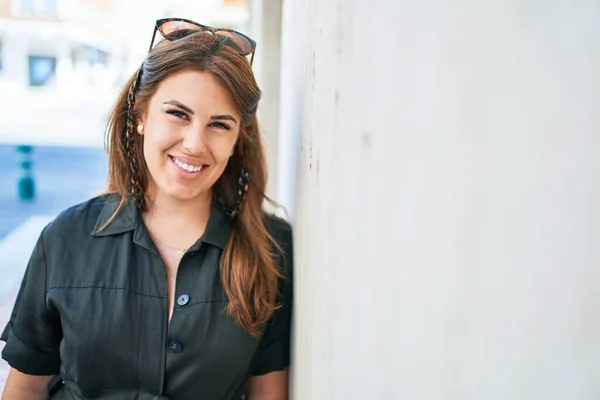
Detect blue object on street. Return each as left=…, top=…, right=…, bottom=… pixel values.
left=16, top=145, right=35, bottom=201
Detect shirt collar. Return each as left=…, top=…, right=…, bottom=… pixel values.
left=92, top=194, right=231, bottom=250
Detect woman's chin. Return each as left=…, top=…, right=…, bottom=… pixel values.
left=160, top=184, right=210, bottom=203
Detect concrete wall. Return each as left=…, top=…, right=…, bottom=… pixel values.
left=278, top=1, right=600, bottom=399
left=249, top=0, right=282, bottom=199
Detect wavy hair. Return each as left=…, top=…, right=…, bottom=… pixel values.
left=103, top=33, right=281, bottom=336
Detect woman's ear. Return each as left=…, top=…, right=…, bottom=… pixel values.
left=136, top=118, right=145, bottom=135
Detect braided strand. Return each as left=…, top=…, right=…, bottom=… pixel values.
left=227, top=167, right=250, bottom=219
left=125, top=67, right=145, bottom=210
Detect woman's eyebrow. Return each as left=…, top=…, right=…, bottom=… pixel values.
left=211, top=114, right=238, bottom=124
left=163, top=99, right=194, bottom=115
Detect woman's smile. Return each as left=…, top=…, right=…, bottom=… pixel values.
left=169, top=155, right=208, bottom=180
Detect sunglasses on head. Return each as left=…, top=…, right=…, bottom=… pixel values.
left=149, top=18, right=257, bottom=66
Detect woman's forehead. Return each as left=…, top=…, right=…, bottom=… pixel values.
left=151, top=70, right=239, bottom=116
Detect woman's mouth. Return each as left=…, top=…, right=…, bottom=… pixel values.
left=171, top=156, right=204, bottom=172
left=169, top=156, right=206, bottom=179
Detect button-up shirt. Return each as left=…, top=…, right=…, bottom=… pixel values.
left=1, top=194, right=293, bottom=399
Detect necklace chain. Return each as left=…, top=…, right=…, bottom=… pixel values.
left=146, top=230, right=188, bottom=258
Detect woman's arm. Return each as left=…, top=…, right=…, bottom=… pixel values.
left=246, top=217, right=294, bottom=400
left=2, top=369, right=56, bottom=400
left=245, top=369, right=289, bottom=400
left=1, top=232, right=62, bottom=399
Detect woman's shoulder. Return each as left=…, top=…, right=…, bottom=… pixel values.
left=264, top=213, right=292, bottom=243
left=42, top=193, right=120, bottom=241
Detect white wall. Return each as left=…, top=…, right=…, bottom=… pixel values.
left=250, top=0, right=282, bottom=199
left=278, top=1, right=600, bottom=399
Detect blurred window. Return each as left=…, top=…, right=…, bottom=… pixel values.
left=28, top=55, right=57, bottom=86
left=20, top=0, right=58, bottom=16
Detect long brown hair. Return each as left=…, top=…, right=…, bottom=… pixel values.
left=104, top=33, right=281, bottom=337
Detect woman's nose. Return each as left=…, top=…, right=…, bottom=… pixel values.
left=182, top=126, right=208, bottom=155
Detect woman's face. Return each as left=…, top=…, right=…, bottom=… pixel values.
left=138, top=70, right=241, bottom=204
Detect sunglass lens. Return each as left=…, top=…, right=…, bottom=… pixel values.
left=217, top=31, right=253, bottom=55
left=160, top=20, right=202, bottom=39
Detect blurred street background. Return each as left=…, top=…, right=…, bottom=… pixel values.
left=1, top=0, right=600, bottom=398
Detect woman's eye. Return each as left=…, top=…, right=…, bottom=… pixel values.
left=211, top=122, right=231, bottom=131
left=166, top=109, right=188, bottom=120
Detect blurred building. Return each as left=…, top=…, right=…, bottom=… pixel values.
left=0, top=0, right=251, bottom=94
left=0, top=0, right=130, bottom=93
left=0, top=0, right=250, bottom=148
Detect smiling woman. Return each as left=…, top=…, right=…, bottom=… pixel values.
left=138, top=70, right=241, bottom=202
left=0, top=18, right=292, bottom=400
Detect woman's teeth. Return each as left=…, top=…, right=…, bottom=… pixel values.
left=173, top=157, right=203, bottom=173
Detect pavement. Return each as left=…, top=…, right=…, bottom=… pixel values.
left=0, top=144, right=108, bottom=390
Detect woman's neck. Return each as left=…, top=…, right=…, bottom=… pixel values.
left=142, top=189, right=212, bottom=248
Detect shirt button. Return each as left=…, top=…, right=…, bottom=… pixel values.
left=177, top=294, right=190, bottom=306
left=168, top=341, right=183, bottom=353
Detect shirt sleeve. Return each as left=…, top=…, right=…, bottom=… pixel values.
left=251, top=218, right=294, bottom=376
left=0, top=230, right=62, bottom=375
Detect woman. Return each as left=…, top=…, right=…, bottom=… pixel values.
left=1, top=18, right=293, bottom=400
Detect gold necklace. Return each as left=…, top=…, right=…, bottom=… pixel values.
left=147, top=231, right=187, bottom=258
